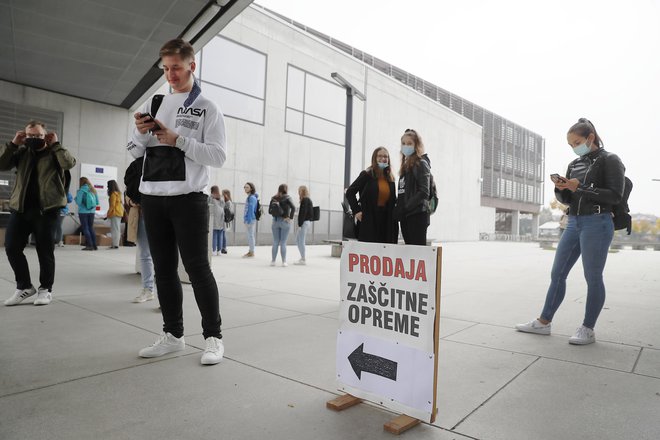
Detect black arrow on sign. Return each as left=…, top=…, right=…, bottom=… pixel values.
left=348, top=343, right=398, bottom=381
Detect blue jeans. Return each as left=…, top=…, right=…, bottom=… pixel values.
left=246, top=222, right=256, bottom=253
left=212, top=229, right=225, bottom=252
left=137, top=214, right=154, bottom=290
left=79, top=213, right=96, bottom=248
left=540, top=214, right=614, bottom=329
left=271, top=218, right=291, bottom=262
left=297, top=220, right=311, bottom=260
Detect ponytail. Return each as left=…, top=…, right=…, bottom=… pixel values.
left=568, top=118, right=603, bottom=148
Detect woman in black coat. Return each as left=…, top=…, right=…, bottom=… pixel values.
left=396, top=129, right=431, bottom=245
left=346, top=147, right=398, bottom=243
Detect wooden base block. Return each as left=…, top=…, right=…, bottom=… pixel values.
left=326, top=394, right=362, bottom=411
left=383, top=415, right=420, bottom=435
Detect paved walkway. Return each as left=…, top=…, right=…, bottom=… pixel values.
left=1, top=241, right=659, bottom=439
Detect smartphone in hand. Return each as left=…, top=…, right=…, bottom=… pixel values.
left=140, top=113, right=161, bottom=132
left=550, top=173, right=567, bottom=184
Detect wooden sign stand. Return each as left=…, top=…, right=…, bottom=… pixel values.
left=329, top=244, right=443, bottom=436
left=326, top=394, right=421, bottom=435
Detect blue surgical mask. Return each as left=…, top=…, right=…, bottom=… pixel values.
left=377, top=162, right=389, bottom=169
left=572, top=142, right=591, bottom=156
left=401, top=145, right=415, bottom=157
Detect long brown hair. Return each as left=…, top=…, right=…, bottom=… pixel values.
left=80, top=177, right=96, bottom=194
left=298, top=185, right=310, bottom=200
left=399, top=129, right=425, bottom=176
left=369, top=147, right=394, bottom=182
left=107, top=180, right=120, bottom=196
left=222, top=189, right=232, bottom=202
left=274, top=183, right=288, bottom=200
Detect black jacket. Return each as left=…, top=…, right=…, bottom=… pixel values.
left=396, top=158, right=431, bottom=219
left=555, top=148, right=625, bottom=215
left=298, top=197, right=314, bottom=227
left=273, top=194, right=296, bottom=219
left=346, top=168, right=398, bottom=243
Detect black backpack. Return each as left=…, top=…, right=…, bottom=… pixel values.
left=268, top=197, right=284, bottom=217
left=421, top=155, right=439, bottom=214
left=255, top=197, right=263, bottom=221
left=123, top=94, right=164, bottom=203
left=613, top=176, right=633, bottom=235
left=223, top=202, right=235, bottom=223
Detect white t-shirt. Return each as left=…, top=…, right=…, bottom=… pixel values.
left=127, top=87, right=227, bottom=196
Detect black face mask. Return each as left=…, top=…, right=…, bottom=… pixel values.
left=25, top=137, right=46, bottom=150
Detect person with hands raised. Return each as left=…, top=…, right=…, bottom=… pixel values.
left=516, top=118, right=625, bottom=345
left=1, top=120, right=76, bottom=306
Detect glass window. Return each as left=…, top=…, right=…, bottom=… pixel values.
left=200, top=36, right=266, bottom=124
left=285, top=64, right=346, bottom=146
left=286, top=67, right=305, bottom=111
left=204, top=83, right=264, bottom=125
left=285, top=108, right=303, bottom=133
left=201, top=37, right=266, bottom=98
left=304, top=114, right=344, bottom=145
left=304, top=75, right=344, bottom=124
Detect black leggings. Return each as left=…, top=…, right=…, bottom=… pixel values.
left=400, top=211, right=429, bottom=246
left=142, top=193, right=222, bottom=339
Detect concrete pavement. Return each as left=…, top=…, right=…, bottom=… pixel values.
left=1, top=241, right=659, bottom=439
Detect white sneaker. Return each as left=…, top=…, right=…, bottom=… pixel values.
left=201, top=336, right=224, bottom=365
left=281, top=262, right=288, bottom=267
left=294, top=259, right=306, bottom=265
left=4, top=287, right=37, bottom=306
left=212, top=251, right=218, bottom=256
left=515, top=319, right=551, bottom=335
left=33, top=288, right=52, bottom=306
left=569, top=325, right=595, bottom=345
left=270, top=261, right=276, bottom=267
left=133, top=288, right=155, bottom=303
left=138, top=332, right=185, bottom=358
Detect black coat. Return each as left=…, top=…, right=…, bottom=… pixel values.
left=346, top=169, right=398, bottom=244
left=298, top=197, right=314, bottom=227
left=396, top=158, right=431, bottom=219
left=555, top=148, right=625, bottom=215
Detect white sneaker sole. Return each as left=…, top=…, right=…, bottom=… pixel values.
left=569, top=338, right=595, bottom=345
left=515, top=325, right=551, bottom=335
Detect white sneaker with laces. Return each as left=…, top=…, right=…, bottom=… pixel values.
left=4, top=287, right=37, bottom=306
left=294, top=259, right=306, bottom=265
left=201, top=337, right=224, bottom=365
left=569, top=325, right=595, bottom=345
left=515, top=319, right=551, bottom=335
left=138, top=332, right=185, bottom=358
left=133, top=288, right=155, bottom=303
left=33, top=288, right=52, bottom=306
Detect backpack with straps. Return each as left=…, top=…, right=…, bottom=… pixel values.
left=124, top=94, right=164, bottom=203
left=255, top=197, right=263, bottom=221
left=268, top=196, right=284, bottom=217
left=223, top=202, right=235, bottom=223
left=612, top=176, right=633, bottom=235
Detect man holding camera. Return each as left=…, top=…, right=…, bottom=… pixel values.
left=1, top=121, right=76, bottom=306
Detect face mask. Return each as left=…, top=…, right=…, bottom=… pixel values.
left=377, top=162, right=389, bottom=169
left=401, top=146, right=415, bottom=157
left=25, top=137, right=46, bottom=150
left=572, top=142, right=591, bottom=156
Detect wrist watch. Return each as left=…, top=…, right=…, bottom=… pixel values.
left=175, top=135, right=185, bottom=149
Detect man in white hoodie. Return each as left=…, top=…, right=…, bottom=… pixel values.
left=127, top=38, right=226, bottom=365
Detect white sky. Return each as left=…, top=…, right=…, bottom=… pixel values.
left=257, top=0, right=660, bottom=216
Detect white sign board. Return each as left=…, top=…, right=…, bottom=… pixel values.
left=337, top=241, right=441, bottom=422
left=79, top=163, right=118, bottom=218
